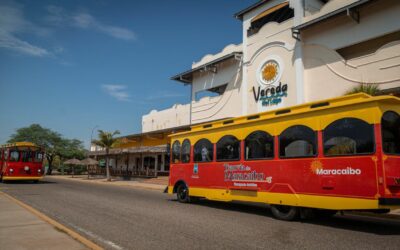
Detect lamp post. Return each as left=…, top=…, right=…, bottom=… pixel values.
left=88, top=125, right=99, bottom=179
left=90, top=125, right=99, bottom=152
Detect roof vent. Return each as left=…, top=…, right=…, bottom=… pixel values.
left=275, top=109, right=291, bottom=115
left=310, top=102, right=330, bottom=109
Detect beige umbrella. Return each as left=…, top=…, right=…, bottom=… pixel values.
left=80, top=158, right=98, bottom=165
left=64, top=158, right=82, bottom=177
left=80, top=158, right=99, bottom=179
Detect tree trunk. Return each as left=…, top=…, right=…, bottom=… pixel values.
left=106, top=148, right=111, bottom=181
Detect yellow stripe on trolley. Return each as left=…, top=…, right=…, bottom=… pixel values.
left=168, top=186, right=398, bottom=210
left=3, top=176, right=43, bottom=181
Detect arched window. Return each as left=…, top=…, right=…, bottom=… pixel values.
left=217, top=135, right=240, bottom=161
left=245, top=131, right=274, bottom=160
left=172, top=140, right=181, bottom=163
left=381, top=111, right=400, bottom=155
left=279, top=125, right=316, bottom=158
left=181, top=139, right=191, bottom=163
left=194, top=139, right=213, bottom=162
left=323, top=118, right=374, bottom=156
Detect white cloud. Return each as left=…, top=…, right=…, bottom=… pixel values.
left=102, top=84, right=131, bottom=102
left=47, top=6, right=135, bottom=41
left=0, top=3, right=51, bottom=57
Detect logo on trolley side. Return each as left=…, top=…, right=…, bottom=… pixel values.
left=310, top=160, right=362, bottom=175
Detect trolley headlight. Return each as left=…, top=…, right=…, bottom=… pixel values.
left=9, top=168, right=14, bottom=174
left=24, top=166, right=30, bottom=171
left=38, top=169, right=41, bottom=173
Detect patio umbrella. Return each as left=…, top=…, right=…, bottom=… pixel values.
left=80, top=158, right=98, bottom=165
left=80, top=158, right=99, bottom=179
left=63, top=158, right=82, bottom=177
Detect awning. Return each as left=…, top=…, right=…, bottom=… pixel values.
left=171, top=52, right=242, bottom=84
left=89, top=145, right=168, bottom=156
left=252, top=2, right=289, bottom=22
left=292, top=0, right=374, bottom=33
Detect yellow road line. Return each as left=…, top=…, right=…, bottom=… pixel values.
left=0, top=191, right=103, bottom=250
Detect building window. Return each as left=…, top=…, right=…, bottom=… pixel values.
left=245, top=131, right=274, bottom=160
left=194, top=139, right=213, bottom=162
left=323, top=118, right=375, bottom=156
left=217, top=135, right=240, bottom=161
left=181, top=139, right=191, bottom=163
left=247, top=3, right=294, bottom=37
left=195, top=84, right=227, bottom=102
left=172, top=140, right=181, bottom=163
left=280, top=125, right=316, bottom=158
left=381, top=111, right=400, bottom=155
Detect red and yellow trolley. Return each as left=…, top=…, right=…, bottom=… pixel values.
left=167, top=93, right=400, bottom=220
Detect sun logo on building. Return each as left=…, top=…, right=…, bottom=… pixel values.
left=261, top=60, right=279, bottom=84
left=310, top=160, right=323, bottom=174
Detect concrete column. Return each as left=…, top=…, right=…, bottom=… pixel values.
left=291, top=0, right=305, bottom=104
left=161, top=152, right=165, bottom=172
left=155, top=155, right=158, bottom=177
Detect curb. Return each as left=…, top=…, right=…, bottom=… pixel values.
left=1, top=191, right=103, bottom=250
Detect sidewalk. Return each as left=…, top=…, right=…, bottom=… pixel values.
left=47, top=175, right=167, bottom=191
left=0, top=192, right=93, bottom=250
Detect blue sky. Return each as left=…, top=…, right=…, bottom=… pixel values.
left=0, top=0, right=254, bottom=147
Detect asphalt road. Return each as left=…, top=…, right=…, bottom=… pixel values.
left=1, top=177, right=400, bottom=250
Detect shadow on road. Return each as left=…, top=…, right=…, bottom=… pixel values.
left=1, top=180, right=57, bottom=185
left=169, top=198, right=400, bottom=236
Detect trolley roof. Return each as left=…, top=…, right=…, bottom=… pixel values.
left=0, top=142, right=39, bottom=149
left=170, top=93, right=400, bottom=138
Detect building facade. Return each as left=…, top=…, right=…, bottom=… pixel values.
left=143, top=0, right=400, bottom=133
left=91, top=0, right=400, bottom=177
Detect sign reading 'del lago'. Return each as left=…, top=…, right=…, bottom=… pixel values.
left=253, top=58, right=288, bottom=106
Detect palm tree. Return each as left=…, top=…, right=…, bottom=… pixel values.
left=346, top=83, right=380, bottom=96
left=91, top=130, right=120, bottom=181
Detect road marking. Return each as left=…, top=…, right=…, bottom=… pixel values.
left=68, top=223, right=124, bottom=250
left=0, top=191, right=104, bottom=250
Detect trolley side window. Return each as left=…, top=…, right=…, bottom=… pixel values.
left=9, top=150, right=20, bottom=162
left=279, top=125, right=317, bottom=158
left=245, top=130, right=274, bottom=160
left=34, top=152, right=44, bottom=163
left=381, top=111, right=400, bottom=155
left=194, top=139, right=213, bottom=162
left=323, top=118, right=375, bottom=156
left=217, top=135, right=240, bottom=161
left=181, top=139, right=191, bottom=163
left=172, top=141, right=181, bottom=163
left=4, top=150, right=9, bottom=161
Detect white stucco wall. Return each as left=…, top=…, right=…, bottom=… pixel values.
left=142, top=0, right=400, bottom=133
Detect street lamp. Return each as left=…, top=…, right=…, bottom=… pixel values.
left=90, top=125, right=99, bottom=152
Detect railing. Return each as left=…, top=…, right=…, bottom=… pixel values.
left=88, top=167, right=157, bottom=178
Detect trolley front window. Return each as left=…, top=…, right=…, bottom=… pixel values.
left=9, top=150, right=20, bottom=162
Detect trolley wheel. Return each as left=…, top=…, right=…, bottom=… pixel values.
left=32, top=180, right=39, bottom=184
left=176, top=184, right=190, bottom=203
left=270, top=205, right=299, bottom=221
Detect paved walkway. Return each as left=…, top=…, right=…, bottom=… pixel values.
left=0, top=192, right=90, bottom=250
